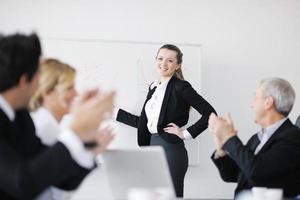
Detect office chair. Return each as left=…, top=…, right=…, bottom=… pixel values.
left=296, top=116, right=300, bottom=129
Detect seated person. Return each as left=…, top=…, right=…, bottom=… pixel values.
left=0, top=33, right=115, bottom=199
left=30, top=58, right=78, bottom=200
left=209, top=77, right=300, bottom=198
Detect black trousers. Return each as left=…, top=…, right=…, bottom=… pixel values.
left=150, top=134, right=188, bottom=197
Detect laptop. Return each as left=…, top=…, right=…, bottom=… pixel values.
left=102, top=147, right=176, bottom=199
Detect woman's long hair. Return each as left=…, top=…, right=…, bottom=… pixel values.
left=29, top=58, right=76, bottom=111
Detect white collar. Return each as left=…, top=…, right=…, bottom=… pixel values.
left=32, top=107, right=59, bottom=124
left=150, top=78, right=171, bottom=90
left=0, top=95, right=15, bottom=121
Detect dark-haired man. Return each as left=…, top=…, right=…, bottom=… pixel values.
left=0, top=33, right=115, bottom=199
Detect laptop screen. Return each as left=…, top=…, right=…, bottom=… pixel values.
left=102, top=147, right=176, bottom=199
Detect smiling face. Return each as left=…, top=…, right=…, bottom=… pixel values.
left=54, top=79, right=77, bottom=114
left=29, top=59, right=77, bottom=117
left=155, top=48, right=181, bottom=79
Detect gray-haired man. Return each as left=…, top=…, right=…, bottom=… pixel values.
left=209, top=78, right=300, bottom=198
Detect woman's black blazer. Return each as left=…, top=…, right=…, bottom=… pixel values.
left=117, top=76, right=216, bottom=146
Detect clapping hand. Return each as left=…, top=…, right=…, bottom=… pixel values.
left=208, top=113, right=237, bottom=148
left=90, top=126, right=115, bottom=155
left=70, top=88, right=116, bottom=144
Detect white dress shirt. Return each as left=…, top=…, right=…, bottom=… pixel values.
left=145, top=80, right=168, bottom=134
left=254, top=117, right=287, bottom=155
left=31, top=108, right=61, bottom=146
left=0, top=95, right=15, bottom=121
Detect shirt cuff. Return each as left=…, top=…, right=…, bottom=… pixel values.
left=183, top=129, right=193, bottom=140
left=58, top=128, right=94, bottom=169
left=213, top=149, right=227, bottom=159
left=112, top=107, right=119, bottom=120
left=213, top=152, right=220, bottom=159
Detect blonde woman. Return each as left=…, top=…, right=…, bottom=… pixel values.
left=30, top=58, right=77, bottom=200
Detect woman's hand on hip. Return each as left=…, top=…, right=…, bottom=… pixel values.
left=163, top=123, right=184, bottom=139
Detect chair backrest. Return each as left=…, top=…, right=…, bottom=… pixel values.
left=296, top=116, right=300, bottom=129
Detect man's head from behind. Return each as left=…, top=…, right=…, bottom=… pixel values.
left=0, top=33, right=41, bottom=108
left=251, top=77, right=295, bottom=127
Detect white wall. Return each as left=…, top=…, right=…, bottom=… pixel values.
left=1, top=0, right=299, bottom=199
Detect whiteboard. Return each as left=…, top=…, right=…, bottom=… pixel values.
left=41, top=38, right=202, bottom=165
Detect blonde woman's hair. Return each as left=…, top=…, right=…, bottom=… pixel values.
left=29, top=58, right=76, bottom=111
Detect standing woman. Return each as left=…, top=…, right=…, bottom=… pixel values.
left=115, top=44, right=216, bottom=197
left=29, top=58, right=77, bottom=200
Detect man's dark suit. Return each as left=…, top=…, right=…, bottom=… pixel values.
left=212, top=119, right=300, bottom=198
left=0, top=108, right=91, bottom=199
left=116, top=75, right=216, bottom=146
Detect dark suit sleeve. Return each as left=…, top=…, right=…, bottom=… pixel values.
left=54, top=165, right=92, bottom=191
left=180, top=81, right=216, bottom=138
left=116, top=108, right=140, bottom=128
left=211, top=152, right=240, bottom=182
left=0, top=140, right=91, bottom=200
left=222, top=133, right=300, bottom=185
left=116, top=83, right=156, bottom=129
